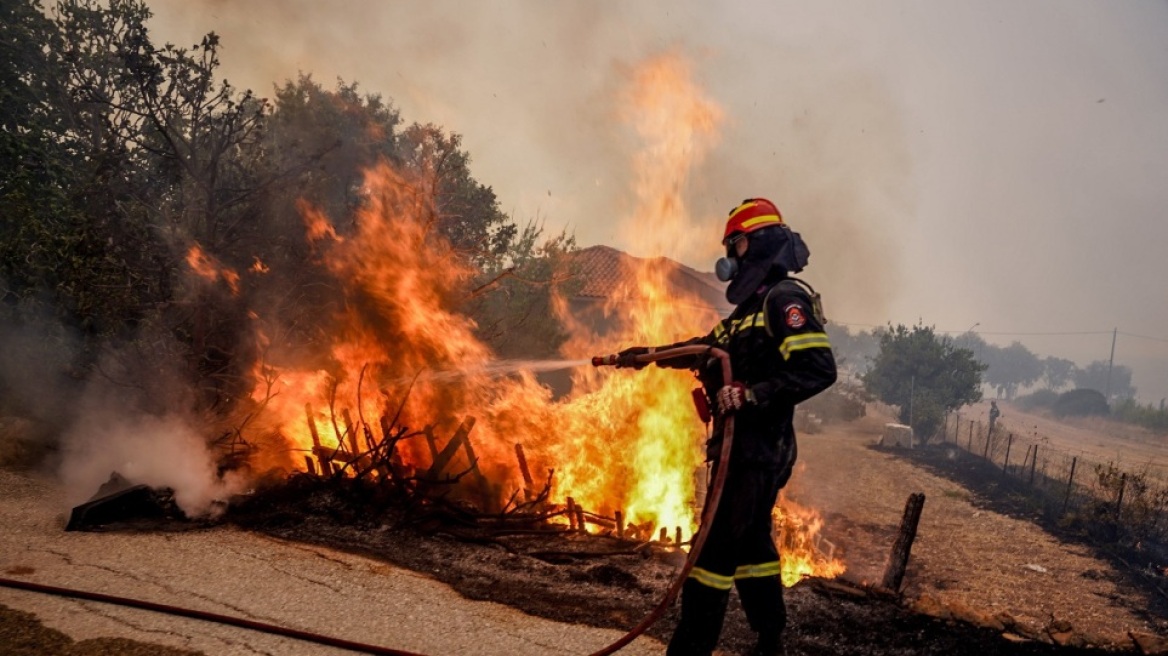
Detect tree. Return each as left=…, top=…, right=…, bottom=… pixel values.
left=0, top=0, right=570, bottom=436
left=1041, top=356, right=1076, bottom=391
left=983, top=341, right=1043, bottom=400
left=464, top=222, right=578, bottom=358
left=863, top=323, right=985, bottom=442
left=824, top=324, right=881, bottom=373
left=396, top=123, right=516, bottom=269
left=1073, top=361, right=1136, bottom=402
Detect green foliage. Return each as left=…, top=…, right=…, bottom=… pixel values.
left=397, top=123, right=517, bottom=269
left=1073, top=361, right=1136, bottom=402
left=1013, top=388, right=1059, bottom=411
left=464, top=224, right=578, bottom=359
left=985, top=342, right=1043, bottom=400
left=1053, top=389, right=1109, bottom=418
left=824, top=324, right=880, bottom=373
left=862, top=323, right=985, bottom=442
left=953, top=333, right=1042, bottom=400
left=1041, top=356, right=1076, bottom=391
left=1110, top=398, right=1168, bottom=433
left=0, top=1, right=570, bottom=427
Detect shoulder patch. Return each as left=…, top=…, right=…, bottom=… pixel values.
left=783, top=303, right=806, bottom=329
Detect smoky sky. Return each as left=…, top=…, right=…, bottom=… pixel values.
left=145, top=1, right=1168, bottom=402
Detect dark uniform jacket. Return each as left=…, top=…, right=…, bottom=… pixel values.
left=660, top=276, right=837, bottom=483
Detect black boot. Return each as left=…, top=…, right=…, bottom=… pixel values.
left=666, top=580, right=731, bottom=656
left=749, top=631, right=785, bottom=656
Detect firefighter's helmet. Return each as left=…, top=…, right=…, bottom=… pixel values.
left=723, top=198, right=784, bottom=243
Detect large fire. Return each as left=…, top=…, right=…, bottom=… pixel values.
left=218, top=53, right=843, bottom=586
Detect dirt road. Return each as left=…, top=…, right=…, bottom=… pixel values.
left=0, top=467, right=663, bottom=656
left=2, top=407, right=1164, bottom=654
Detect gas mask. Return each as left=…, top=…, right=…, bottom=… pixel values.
left=717, top=225, right=811, bottom=305
left=714, top=255, right=738, bottom=282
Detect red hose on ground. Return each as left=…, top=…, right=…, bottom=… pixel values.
left=0, top=346, right=732, bottom=655
left=0, top=575, right=425, bottom=655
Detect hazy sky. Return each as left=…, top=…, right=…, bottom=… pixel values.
left=146, top=1, right=1168, bottom=402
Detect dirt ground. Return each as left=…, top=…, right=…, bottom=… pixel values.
left=960, top=399, right=1168, bottom=480
left=4, top=407, right=1168, bottom=655
left=225, top=407, right=1167, bottom=654
left=791, top=411, right=1166, bottom=641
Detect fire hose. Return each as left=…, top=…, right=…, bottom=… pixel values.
left=586, top=345, right=733, bottom=656
left=0, top=346, right=733, bottom=656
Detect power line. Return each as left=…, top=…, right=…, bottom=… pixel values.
left=1119, top=331, right=1168, bottom=344
left=959, top=330, right=1114, bottom=337
left=830, top=321, right=1119, bottom=338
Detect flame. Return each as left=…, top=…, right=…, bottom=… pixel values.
left=775, top=495, right=847, bottom=587
left=186, top=243, right=240, bottom=295
left=230, top=52, right=844, bottom=583
left=250, top=257, right=270, bottom=274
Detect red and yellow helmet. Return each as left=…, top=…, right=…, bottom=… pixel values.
left=723, top=198, right=783, bottom=243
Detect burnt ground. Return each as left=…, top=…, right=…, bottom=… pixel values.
left=6, top=411, right=1165, bottom=655
left=224, top=475, right=1134, bottom=656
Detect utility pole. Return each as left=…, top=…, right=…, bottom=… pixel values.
left=908, top=375, right=915, bottom=427
left=1105, top=327, right=1117, bottom=402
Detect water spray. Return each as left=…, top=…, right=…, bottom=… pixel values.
left=392, top=358, right=593, bottom=386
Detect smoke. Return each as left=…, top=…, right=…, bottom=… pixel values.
left=0, top=299, right=248, bottom=516
left=145, top=0, right=914, bottom=325
left=0, top=304, right=84, bottom=426
left=59, top=405, right=249, bottom=518
left=52, top=340, right=251, bottom=517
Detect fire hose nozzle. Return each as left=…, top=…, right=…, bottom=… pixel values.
left=592, top=354, right=618, bottom=367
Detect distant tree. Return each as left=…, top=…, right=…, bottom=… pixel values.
left=1041, top=356, right=1077, bottom=391
left=1073, top=361, right=1136, bottom=402
left=951, top=331, right=989, bottom=362
left=983, top=341, right=1043, bottom=400
left=824, top=324, right=881, bottom=374
left=1053, top=389, right=1109, bottom=417
left=862, top=323, right=986, bottom=442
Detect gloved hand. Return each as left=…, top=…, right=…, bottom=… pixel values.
left=716, top=381, right=755, bottom=414
left=616, top=346, right=651, bottom=369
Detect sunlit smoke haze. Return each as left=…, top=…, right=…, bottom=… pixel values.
left=143, top=1, right=1168, bottom=399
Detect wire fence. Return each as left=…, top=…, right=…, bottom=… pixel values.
left=939, top=411, right=1168, bottom=547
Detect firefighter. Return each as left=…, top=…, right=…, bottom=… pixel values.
left=616, top=198, right=836, bottom=656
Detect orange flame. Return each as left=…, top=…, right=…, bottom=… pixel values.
left=186, top=244, right=240, bottom=295
left=775, top=495, right=847, bottom=586
left=235, top=53, right=844, bottom=583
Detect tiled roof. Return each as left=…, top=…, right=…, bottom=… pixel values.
left=569, top=245, right=732, bottom=313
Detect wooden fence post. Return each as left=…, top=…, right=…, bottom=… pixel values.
left=1002, top=433, right=1013, bottom=473
left=1062, top=456, right=1078, bottom=515
left=1029, top=445, right=1039, bottom=485
left=1116, top=473, right=1127, bottom=520
left=882, top=493, right=927, bottom=592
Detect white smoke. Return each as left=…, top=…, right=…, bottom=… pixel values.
left=60, top=409, right=249, bottom=518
